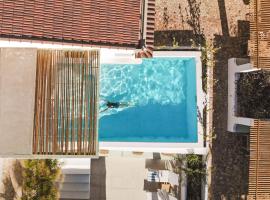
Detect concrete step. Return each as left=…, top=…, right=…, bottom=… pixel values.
left=60, top=191, right=90, bottom=199
left=61, top=158, right=91, bottom=168
left=147, top=21, right=155, bottom=26
left=61, top=168, right=91, bottom=175
left=147, top=25, right=155, bottom=30
left=147, top=9, right=155, bottom=15
left=147, top=4, right=155, bottom=10
left=60, top=174, right=90, bottom=183
left=146, top=31, right=154, bottom=36
left=60, top=182, right=90, bottom=192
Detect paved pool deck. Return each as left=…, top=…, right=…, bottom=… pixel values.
left=90, top=156, right=147, bottom=200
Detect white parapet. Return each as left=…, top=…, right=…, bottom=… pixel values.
left=227, top=58, right=258, bottom=132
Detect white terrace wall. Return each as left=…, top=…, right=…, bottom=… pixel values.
left=227, top=58, right=258, bottom=132
left=0, top=48, right=36, bottom=156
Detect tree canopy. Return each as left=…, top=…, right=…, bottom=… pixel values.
left=22, top=159, right=60, bottom=200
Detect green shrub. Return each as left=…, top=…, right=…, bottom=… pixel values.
left=237, top=70, right=270, bottom=118
left=21, top=159, right=60, bottom=200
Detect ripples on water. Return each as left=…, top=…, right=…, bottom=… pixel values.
left=99, top=58, right=188, bottom=117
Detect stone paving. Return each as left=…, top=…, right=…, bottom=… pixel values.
left=155, top=0, right=250, bottom=199
left=90, top=157, right=147, bottom=200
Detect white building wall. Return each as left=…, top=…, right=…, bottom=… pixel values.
left=227, top=58, right=259, bottom=132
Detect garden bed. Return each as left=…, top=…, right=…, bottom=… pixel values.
left=237, top=70, right=270, bottom=118
left=175, top=154, right=206, bottom=200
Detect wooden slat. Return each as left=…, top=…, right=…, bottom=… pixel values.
left=33, top=49, right=99, bottom=156
left=249, top=0, right=270, bottom=70
left=248, top=120, right=270, bottom=199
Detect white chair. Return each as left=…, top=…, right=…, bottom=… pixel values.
left=158, top=170, right=179, bottom=186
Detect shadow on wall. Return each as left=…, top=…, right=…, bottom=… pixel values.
left=0, top=160, right=23, bottom=200
left=0, top=176, right=16, bottom=200
left=90, top=157, right=106, bottom=200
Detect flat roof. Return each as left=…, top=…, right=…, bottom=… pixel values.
left=0, top=0, right=142, bottom=48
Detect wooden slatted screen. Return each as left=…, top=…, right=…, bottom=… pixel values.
left=33, top=49, right=99, bottom=155
left=249, top=0, right=270, bottom=70
left=248, top=120, right=270, bottom=199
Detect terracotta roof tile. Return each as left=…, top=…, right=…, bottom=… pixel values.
left=0, top=0, right=143, bottom=48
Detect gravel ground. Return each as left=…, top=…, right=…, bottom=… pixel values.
left=155, top=0, right=249, bottom=38
left=155, top=0, right=250, bottom=199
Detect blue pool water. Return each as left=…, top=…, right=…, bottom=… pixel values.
left=98, top=57, right=198, bottom=143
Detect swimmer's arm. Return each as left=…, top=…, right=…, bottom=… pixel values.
left=100, top=107, right=109, bottom=113
left=119, top=102, right=134, bottom=107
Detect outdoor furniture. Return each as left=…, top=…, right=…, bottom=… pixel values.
left=145, top=159, right=167, bottom=170
left=161, top=183, right=171, bottom=193
left=144, top=180, right=162, bottom=192
left=147, top=170, right=179, bottom=186
left=148, top=170, right=159, bottom=182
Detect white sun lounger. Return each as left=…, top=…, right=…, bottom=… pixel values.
left=147, top=170, right=179, bottom=186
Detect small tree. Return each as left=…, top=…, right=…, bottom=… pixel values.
left=175, top=154, right=207, bottom=200
left=21, top=159, right=61, bottom=200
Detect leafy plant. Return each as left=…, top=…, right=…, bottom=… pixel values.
left=175, top=154, right=207, bottom=200
left=191, top=39, right=220, bottom=93
left=172, top=37, right=179, bottom=47
left=21, top=159, right=61, bottom=200
left=237, top=70, right=270, bottom=118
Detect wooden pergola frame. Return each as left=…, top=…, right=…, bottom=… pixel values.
left=33, top=49, right=99, bottom=156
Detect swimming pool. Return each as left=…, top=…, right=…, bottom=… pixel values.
left=98, top=57, right=198, bottom=143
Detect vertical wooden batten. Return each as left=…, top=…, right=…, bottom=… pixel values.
left=249, top=0, right=270, bottom=70
left=248, top=120, right=270, bottom=199
left=33, top=49, right=100, bottom=156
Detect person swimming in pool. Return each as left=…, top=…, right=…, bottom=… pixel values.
left=100, top=100, right=131, bottom=113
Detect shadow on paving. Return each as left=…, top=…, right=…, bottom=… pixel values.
left=154, top=30, right=204, bottom=47
left=211, top=30, right=250, bottom=200
left=155, top=0, right=204, bottom=48
left=155, top=0, right=250, bottom=198
left=90, top=157, right=106, bottom=200
left=0, top=160, right=23, bottom=200
left=210, top=0, right=250, bottom=199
